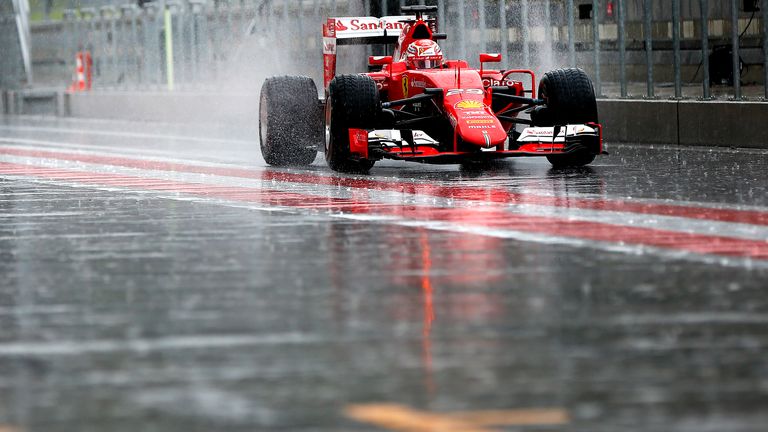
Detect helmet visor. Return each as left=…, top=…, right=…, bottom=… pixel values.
left=412, top=58, right=442, bottom=69
left=415, top=60, right=433, bottom=69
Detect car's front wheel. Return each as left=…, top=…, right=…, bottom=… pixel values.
left=326, top=74, right=379, bottom=173
left=535, top=68, right=599, bottom=168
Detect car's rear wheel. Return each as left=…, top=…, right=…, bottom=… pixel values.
left=259, top=76, right=321, bottom=166
left=535, top=68, right=599, bottom=168
left=326, top=74, right=379, bottom=173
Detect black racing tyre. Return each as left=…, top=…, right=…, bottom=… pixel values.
left=326, top=74, right=379, bottom=173
left=536, top=68, right=599, bottom=168
left=259, top=76, right=322, bottom=166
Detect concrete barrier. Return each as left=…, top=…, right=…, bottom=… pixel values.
left=599, top=98, right=768, bottom=149
left=1, top=91, right=17, bottom=115
left=677, top=100, right=768, bottom=148
left=597, top=99, right=678, bottom=145
left=2, top=89, right=67, bottom=116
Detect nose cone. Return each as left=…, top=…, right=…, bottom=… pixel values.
left=452, top=101, right=507, bottom=148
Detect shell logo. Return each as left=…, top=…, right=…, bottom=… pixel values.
left=454, top=100, right=484, bottom=109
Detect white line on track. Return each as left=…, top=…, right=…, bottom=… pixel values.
left=0, top=124, right=255, bottom=145
left=0, top=138, right=265, bottom=167
left=7, top=113, right=257, bottom=135
left=0, top=333, right=321, bottom=357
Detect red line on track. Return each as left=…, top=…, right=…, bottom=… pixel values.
left=1, top=161, right=767, bottom=261
left=1, top=146, right=766, bottom=226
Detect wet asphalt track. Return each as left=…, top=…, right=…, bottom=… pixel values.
left=0, top=116, right=767, bottom=432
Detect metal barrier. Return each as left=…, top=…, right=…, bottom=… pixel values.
left=56, top=0, right=362, bottom=91
left=47, top=0, right=768, bottom=100
left=434, top=0, right=767, bottom=100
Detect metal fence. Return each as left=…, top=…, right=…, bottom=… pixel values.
left=48, top=0, right=768, bottom=100
left=53, top=1, right=375, bottom=91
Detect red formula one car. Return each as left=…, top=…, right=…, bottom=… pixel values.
left=259, top=5, right=603, bottom=173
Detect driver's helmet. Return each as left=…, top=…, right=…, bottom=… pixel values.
left=406, top=39, right=443, bottom=69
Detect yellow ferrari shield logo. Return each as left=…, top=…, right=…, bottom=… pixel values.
left=402, top=75, right=409, bottom=98
left=454, top=100, right=484, bottom=109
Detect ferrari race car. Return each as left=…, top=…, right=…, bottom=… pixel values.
left=259, top=5, right=603, bottom=173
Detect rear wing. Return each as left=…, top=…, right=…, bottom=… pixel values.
left=323, top=16, right=432, bottom=89
left=328, top=16, right=416, bottom=44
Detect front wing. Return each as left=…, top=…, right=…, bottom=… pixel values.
left=348, top=124, right=604, bottom=164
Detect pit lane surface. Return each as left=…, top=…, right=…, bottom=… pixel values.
left=0, top=116, right=767, bottom=432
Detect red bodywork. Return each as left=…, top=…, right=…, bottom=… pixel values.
left=323, top=15, right=602, bottom=163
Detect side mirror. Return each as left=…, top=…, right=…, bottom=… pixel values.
left=369, top=56, right=393, bottom=66
left=479, top=53, right=502, bottom=63
left=479, top=53, right=502, bottom=76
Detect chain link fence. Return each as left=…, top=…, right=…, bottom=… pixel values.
left=26, top=0, right=768, bottom=100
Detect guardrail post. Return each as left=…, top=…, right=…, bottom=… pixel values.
left=642, top=0, right=653, bottom=98
left=312, top=0, right=321, bottom=67
left=116, top=5, right=126, bottom=87
left=190, top=0, right=208, bottom=85
left=222, top=0, right=234, bottom=75
left=213, top=0, right=234, bottom=80
left=120, top=4, right=139, bottom=88
left=499, top=0, right=507, bottom=61
left=458, top=0, right=467, bottom=61
left=592, top=0, right=600, bottom=96
left=297, top=0, right=305, bottom=57
left=544, top=0, right=552, bottom=71
left=142, top=1, right=159, bottom=87
left=700, top=0, right=710, bottom=99
left=763, top=0, right=768, bottom=99
left=100, top=6, right=117, bottom=87
left=184, top=1, right=195, bottom=85
left=80, top=8, right=96, bottom=83
left=479, top=0, right=487, bottom=54
left=438, top=0, right=445, bottom=39
left=672, top=0, right=682, bottom=98
left=618, top=0, right=626, bottom=97
left=172, top=0, right=184, bottom=85
left=521, top=0, right=529, bottom=68
left=567, top=0, right=575, bottom=67
left=201, top=1, right=211, bottom=83
left=730, top=0, right=741, bottom=99
left=130, top=4, right=140, bottom=87
left=63, top=10, right=78, bottom=89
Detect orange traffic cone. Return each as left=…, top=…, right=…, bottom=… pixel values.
left=68, top=52, right=92, bottom=92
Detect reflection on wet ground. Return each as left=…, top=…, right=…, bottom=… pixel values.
left=0, top=117, right=767, bottom=431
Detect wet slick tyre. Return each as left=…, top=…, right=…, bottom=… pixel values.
left=259, top=76, right=321, bottom=166
left=537, top=68, right=598, bottom=168
left=326, top=74, right=378, bottom=173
